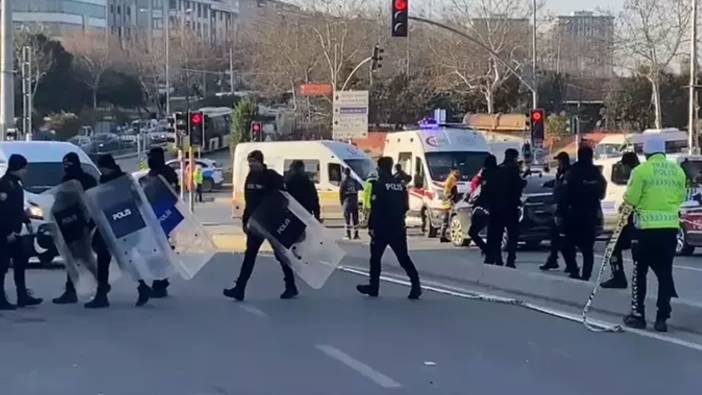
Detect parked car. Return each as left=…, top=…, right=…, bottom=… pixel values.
left=166, top=158, right=224, bottom=192
left=449, top=172, right=556, bottom=249
left=85, top=133, right=122, bottom=154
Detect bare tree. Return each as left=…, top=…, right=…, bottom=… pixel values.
left=118, top=32, right=166, bottom=113
left=617, top=0, right=690, bottom=129
left=14, top=27, right=55, bottom=97
left=64, top=32, right=117, bottom=109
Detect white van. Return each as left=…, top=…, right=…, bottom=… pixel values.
left=595, top=129, right=689, bottom=160
left=231, top=140, right=375, bottom=219
left=0, top=141, right=99, bottom=264
left=382, top=126, right=491, bottom=236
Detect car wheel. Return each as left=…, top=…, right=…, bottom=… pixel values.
left=524, top=240, right=542, bottom=250
left=202, top=178, right=215, bottom=193
left=676, top=228, right=695, bottom=256
left=450, top=216, right=469, bottom=247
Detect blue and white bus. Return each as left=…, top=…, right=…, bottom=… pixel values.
left=198, top=107, right=232, bottom=153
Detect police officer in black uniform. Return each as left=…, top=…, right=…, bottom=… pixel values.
left=357, top=157, right=422, bottom=299
left=485, top=148, right=527, bottom=268
left=53, top=152, right=98, bottom=304
left=0, top=154, right=43, bottom=309
left=84, top=155, right=152, bottom=308
left=147, top=147, right=179, bottom=298
left=540, top=152, right=572, bottom=272
left=339, top=167, right=361, bottom=239
left=285, top=160, right=321, bottom=220
left=223, top=150, right=298, bottom=301
left=559, top=146, right=607, bottom=281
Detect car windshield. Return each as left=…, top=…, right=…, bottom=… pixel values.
left=21, top=162, right=100, bottom=194
left=425, top=151, right=489, bottom=182
left=344, top=158, right=375, bottom=180
left=682, top=160, right=702, bottom=186
left=594, top=143, right=623, bottom=158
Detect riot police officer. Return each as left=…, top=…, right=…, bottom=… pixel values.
left=0, top=154, right=42, bottom=309
left=540, top=152, right=572, bottom=272
left=53, top=152, right=98, bottom=304
left=559, top=146, right=607, bottom=281
left=223, top=150, right=298, bottom=301
left=285, top=160, right=321, bottom=220
left=357, top=157, right=422, bottom=299
left=147, top=147, right=179, bottom=298
left=339, top=167, right=361, bottom=239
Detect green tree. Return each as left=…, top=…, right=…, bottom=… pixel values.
left=603, top=75, right=653, bottom=131
left=231, top=98, right=258, bottom=154
left=546, top=113, right=570, bottom=138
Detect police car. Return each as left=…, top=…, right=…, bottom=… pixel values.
left=166, top=158, right=224, bottom=192
left=0, top=141, right=99, bottom=265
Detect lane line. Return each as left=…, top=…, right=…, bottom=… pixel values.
left=238, top=305, right=268, bottom=319
left=315, top=344, right=402, bottom=389
left=594, top=254, right=702, bottom=272
left=339, top=266, right=702, bottom=353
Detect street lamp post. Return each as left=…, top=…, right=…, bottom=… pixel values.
left=0, top=0, right=15, bottom=141
left=531, top=0, right=538, bottom=110
left=689, top=0, right=699, bottom=155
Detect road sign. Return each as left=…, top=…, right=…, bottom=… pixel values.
left=299, top=83, right=333, bottom=97
left=333, top=90, right=369, bottom=140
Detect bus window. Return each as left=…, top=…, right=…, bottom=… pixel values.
left=284, top=159, right=320, bottom=184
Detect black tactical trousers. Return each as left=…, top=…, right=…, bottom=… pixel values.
left=631, top=229, right=678, bottom=320
left=0, top=238, right=28, bottom=295
left=236, top=233, right=296, bottom=290
left=369, top=229, right=420, bottom=289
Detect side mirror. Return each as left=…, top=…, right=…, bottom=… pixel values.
left=413, top=175, right=424, bottom=189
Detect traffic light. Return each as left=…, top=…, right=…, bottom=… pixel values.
left=173, top=112, right=187, bottom=135
left=391, top=0, right=409, bottom=37
left=188, top=111, right=204, bottom=146
left=371, top=44, right=384, bottom=72
left=250, top=121, right=262, bottom=142
left=530, top=108, right=545, bottom=146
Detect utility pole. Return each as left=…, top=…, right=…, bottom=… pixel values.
left=165, top=4, right=171, bottom=116
left=531, top=0, right=538, bottom=110
left=229, top=47, right=234, bottom=94
left=21, top=46, right=32, bottom=140
left=689, top=0, right=699, bottom=155
left=0, top=0, right=15, bottom=140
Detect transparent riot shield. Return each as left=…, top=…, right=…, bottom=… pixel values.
left=46, top=180, right=98, bottom=297
left=247, top=191, right=345, bottom=289
left=139, top=175, right=215, bottom=279
left=83, top=174, right=175, bottom=282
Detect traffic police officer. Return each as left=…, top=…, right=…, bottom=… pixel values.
left=339, top=167, right=361, bottom=239
left=559, top=146, right=607, bottom=281
left=53, top=152, right=98, bottom=304
left=147, top=147, right=179, bottom=298
left=622, top=136, right=686, bottom=332
left=0, top=154, right=42, bottom=309
left=357, top=157, right=422, bottom=299
left=223, top=150, right=298, bottom=301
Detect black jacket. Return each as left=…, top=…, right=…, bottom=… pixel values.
left=486, top=161, right=526, bottom=212
left=557, top=161, right=607, bottom=223
left=394, top=170, right=412, bottom=185
left=242, top=167, right=284, bottom=228
left=62, top=169, right=98, bottom=191
left=148, top=165, right=179, bottom=191
left=339, top=176, right=361, bottom=206
left=286, top=171, right=321, bottom=219
left=472, top=168, right=495, bottom=210
left=0, top=173, right=29, bottom=239
left=368, top=173, right=409, bottom=234
left=552, top=164, right=571, bottom=203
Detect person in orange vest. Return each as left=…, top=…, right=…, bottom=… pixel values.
left=184, top=163, right=204, bottom=203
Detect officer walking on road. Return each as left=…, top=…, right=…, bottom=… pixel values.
left=147, top=147, right=179, bottom=298
left=223, top=150, right=298, bottom=301
left=285, top=160, right=321, bottom=221
left=601, top=152, right=640, bottom=289
left=53, top=152, right=98, bottom=304
left=540, top=152, right=572, bottom=272
left=357, top=157, right=422, bottom=299
left=468, top=155, right=497, bottom=256
left=559, top=146, right=607, bottom=281
left=340, top=167, right=361, bottom=239
left=0, top=155, right=43, bottom=309
left=84, top=155, right=152, bottom=308
left=622, top=137, right=686, bottom=332
left=485, top=148, right=527, bottom=267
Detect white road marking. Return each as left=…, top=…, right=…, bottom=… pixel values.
left=594, top=254, right=702, bottom=272
left=315, top=344, right=402, bottom=389
left=339, top=265, right=702, bottom=353
left=238, top=305, right=268, bottom=319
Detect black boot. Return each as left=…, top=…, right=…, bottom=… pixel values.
left=17, top=290, right=43, bottom=308
left=0, top=292, right=16, bottom=310
left=353, top=231, right=360, bottom=240
left=52, top=289, right=78, bottom=304
left=356, top=284, right=379, bottom=297
left=280, top=284, right=299, bottom=300
left=223, top=285, right=245, bottom=301
left=85, top=292, right=110, bottom=309
left=136, top=283, right=151, bottom=307
left=151, top=279, right=169, bottom=298
left=539, top=258, right=559, bottom=271
left=623, top=314, right=647, bottom=329
left=408, top=283, right=422, bottom=300
left=600, top=274, right=628, bottom=289
left=344, top=230, right=351, bottom=240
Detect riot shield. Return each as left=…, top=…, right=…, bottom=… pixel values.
left=139, top=174, right=215, bottom=279
left=83, top=175, right=175, bottom=282
left=247, top=190, right=345, bottom=289
left=46, top=180, right=98, bottom=297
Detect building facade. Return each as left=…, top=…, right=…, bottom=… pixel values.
left=12, top=0, right=108, bottom=36
left=546, top=11, right=614, bottom=79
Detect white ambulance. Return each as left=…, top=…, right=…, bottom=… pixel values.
left=382, top=125, right=491, bottom=236
left=231, top=140, right=375, bottom=219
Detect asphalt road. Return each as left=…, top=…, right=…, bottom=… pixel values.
left=116, top=149, right=231, bottom=173
left=1, top=252, right=701, bottom=395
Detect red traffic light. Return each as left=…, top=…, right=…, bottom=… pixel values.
left=394, top=0, right=408, bottom=11
left=252, top=122, right=261, bottom=133
left=190, top=112, right=203, bottom=125
left=530, top=109, right=544, bottom=123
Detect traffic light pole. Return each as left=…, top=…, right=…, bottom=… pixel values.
left=189, top=145, right=195, bottom=213
left=531, top=0, right=538, bottom=110
left=340, top=56, right=374, bottom=91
